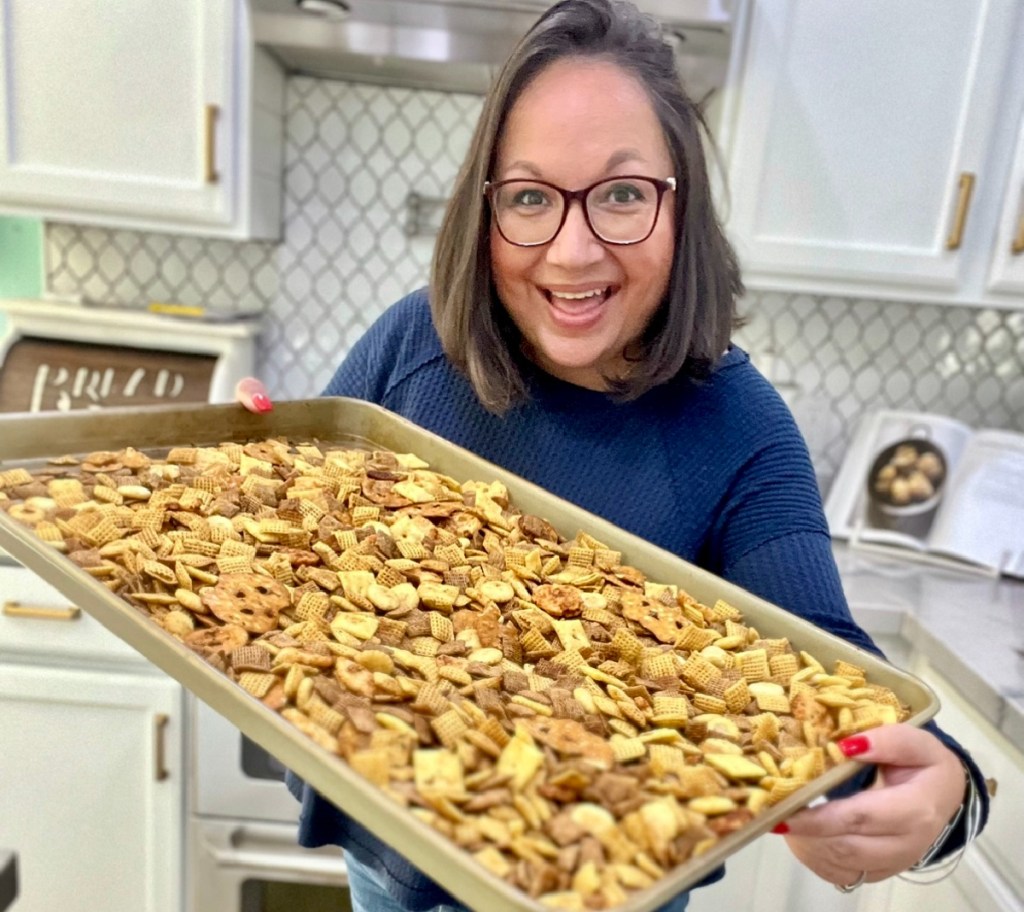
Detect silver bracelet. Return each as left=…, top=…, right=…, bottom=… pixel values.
left=897, top=762, right=985, bottom=886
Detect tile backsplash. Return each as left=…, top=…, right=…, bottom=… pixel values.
left=42, top=75, right=1024, bottom=495
left=47, top=225, right=277, bottom=316
left=733, top=294, right=1024, bottom=489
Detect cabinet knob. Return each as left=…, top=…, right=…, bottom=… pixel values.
left=2, top=601, right=80, bottom=621
left=945, top=172, right=976, bottom=251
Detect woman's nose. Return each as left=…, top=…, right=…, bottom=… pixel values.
left=545, top=200, right=604, bottom=267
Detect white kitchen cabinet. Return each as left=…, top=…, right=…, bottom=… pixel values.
left=722, top=0, right=1024, bottom=307
left=0, top=0, right=283, bottom=239
left=883, top=850, right=1023, bottom=912
left=688, top=812, right=1017, bottom=912
left=0, top=570, right=185, bottom=912
left=909, top=655, right=1024, bottom=907
left=986, top=105, right=1024, bottom=297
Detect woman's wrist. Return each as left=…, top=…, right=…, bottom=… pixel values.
left=902, top=759, right=985, bottom=880
left=909, top=761, right=970, bottom=870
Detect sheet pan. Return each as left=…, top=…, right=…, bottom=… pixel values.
left=0, top=398, right=939, bottom=912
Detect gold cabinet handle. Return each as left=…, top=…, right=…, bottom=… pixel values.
left=2, top=601, right=80, bottom=621
left=1012, top=209, right=1024, bottom=255
left=154, top=713, right=170, bottom=782
left=204, top=103, right=220, bottom=184
left=945, top=172, right=975, bottom=250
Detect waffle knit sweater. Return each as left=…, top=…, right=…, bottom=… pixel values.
left=287, top=288, right=987, bottom=910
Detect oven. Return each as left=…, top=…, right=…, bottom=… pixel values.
left=190, top=698, right=351, bottom=912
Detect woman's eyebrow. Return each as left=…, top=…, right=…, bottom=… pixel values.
left=498, top=149, right=649, bottom=180
left=604, top=148, right=647, bottom=170
left=501, top=161, right=545, bottom=177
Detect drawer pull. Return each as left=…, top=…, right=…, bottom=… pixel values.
left=204, top=103, right=220, bottom=184
left=985, top=777, right=998, bottom=799
left=154, top=713, right=170, bottom=782
left=2, top=601, right=80, bottom=621
left=945, top=171, right=975, bottom=250
left=1012, top=209, right=1024, bottom=255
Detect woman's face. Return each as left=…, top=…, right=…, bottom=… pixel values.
left=489, top=57, right=676, bottom=390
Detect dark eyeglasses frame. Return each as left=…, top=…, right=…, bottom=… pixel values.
left=483, top=175, right=677, bottom=247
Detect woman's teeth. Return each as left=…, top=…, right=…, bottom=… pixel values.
left=550, top=288, right=607, bottom=301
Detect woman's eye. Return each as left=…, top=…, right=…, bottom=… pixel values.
left=511, top=188, right=548, bottom=207
left=603, top=183, right=644, bottom=204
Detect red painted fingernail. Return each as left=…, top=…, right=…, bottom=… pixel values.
left=771, top=822, right=790, bottom=834
left=838, top=735, right=871, bottom=757
left=252, top=393, right=273, bottom=413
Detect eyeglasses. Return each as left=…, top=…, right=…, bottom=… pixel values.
left=483, top=175, right=676, bottom=247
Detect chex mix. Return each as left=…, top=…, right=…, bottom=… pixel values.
left=0, top=440, right=908, bottom=910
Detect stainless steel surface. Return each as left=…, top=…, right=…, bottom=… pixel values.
left=250, top=0, right=732, bottom=95
left=194, top=696, right=302, bottom=824
left=0, top=399, right=939, bottom=912
left=189, top=818, right=348, bottom=912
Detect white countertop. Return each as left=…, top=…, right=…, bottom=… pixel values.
left=834, top=543, right=1024, bottom=753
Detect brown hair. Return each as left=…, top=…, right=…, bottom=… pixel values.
left=430, top=0, right=743, bottom=413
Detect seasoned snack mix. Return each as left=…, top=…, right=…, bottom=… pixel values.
left=0, top=439, right=910, bottom=910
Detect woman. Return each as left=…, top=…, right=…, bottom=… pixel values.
left=238, top=0, right=988, bottom=908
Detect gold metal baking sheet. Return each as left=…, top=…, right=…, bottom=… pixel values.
left=0, top=398, right=939, bottom=912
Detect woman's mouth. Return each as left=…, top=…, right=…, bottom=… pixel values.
left=543, top=286, right=615, bottom=327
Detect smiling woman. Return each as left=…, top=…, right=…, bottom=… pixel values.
left=430, top=1, right=742, bottom=414
left=235, top=1, right=991, bottom=910
left=485, top=57, right=679, bottom=391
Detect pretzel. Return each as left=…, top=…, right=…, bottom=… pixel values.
left=201, top=573, right=290, bottom=633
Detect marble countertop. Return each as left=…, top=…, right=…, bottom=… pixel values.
left=834, top=543, right=1024, bottom=754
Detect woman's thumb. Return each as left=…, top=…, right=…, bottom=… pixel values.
left=235, top=377, right=273, bottom=413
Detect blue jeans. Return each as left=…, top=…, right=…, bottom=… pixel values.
left=346, top=854, right=691, bottom=912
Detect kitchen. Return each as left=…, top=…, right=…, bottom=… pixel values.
left=0, top=1, right=1022, bottom=911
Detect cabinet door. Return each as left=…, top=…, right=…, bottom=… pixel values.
left=726, top=1, right=1019, bottom=294
left=910, top=655, right=1024, bottom=902
left=687, top=836, right=836, bottom=912
left=987, top=112, right=1024, bottom=296
left=0, top=664, right=183, bottom=912
left=0, top=0, right=234, bottom=229
left=884, top=850, right=1024, bottom=912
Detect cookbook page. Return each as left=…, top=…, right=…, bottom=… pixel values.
left=825, top=410, right=972, bottom=550
left=928, top=430, right=1024, bottom=578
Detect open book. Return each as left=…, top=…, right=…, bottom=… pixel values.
left=824, top=409, right=1024, bottom=579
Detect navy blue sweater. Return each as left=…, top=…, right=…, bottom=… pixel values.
left=287, top=288, right=986, bottom=909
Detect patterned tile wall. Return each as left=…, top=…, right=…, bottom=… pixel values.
left=262, top=78, right=481, bottom=398
left=733, top=296, right=1024, bottom=490
left=42, top=75, right=1024, bottom=496
left=47, top=225, right=277, bottom=316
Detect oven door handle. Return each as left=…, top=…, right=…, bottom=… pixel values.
left=210, top=825, right=348, bottom=882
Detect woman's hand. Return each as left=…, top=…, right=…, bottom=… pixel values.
left=234, top=377, right=273, bottom=413
left=776, top=724, right=966, bottom=888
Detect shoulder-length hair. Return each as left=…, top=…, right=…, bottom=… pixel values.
left=430, top=0, right=743, bottom=414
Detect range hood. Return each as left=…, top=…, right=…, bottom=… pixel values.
left=250, top=0, right=733, bottom=100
